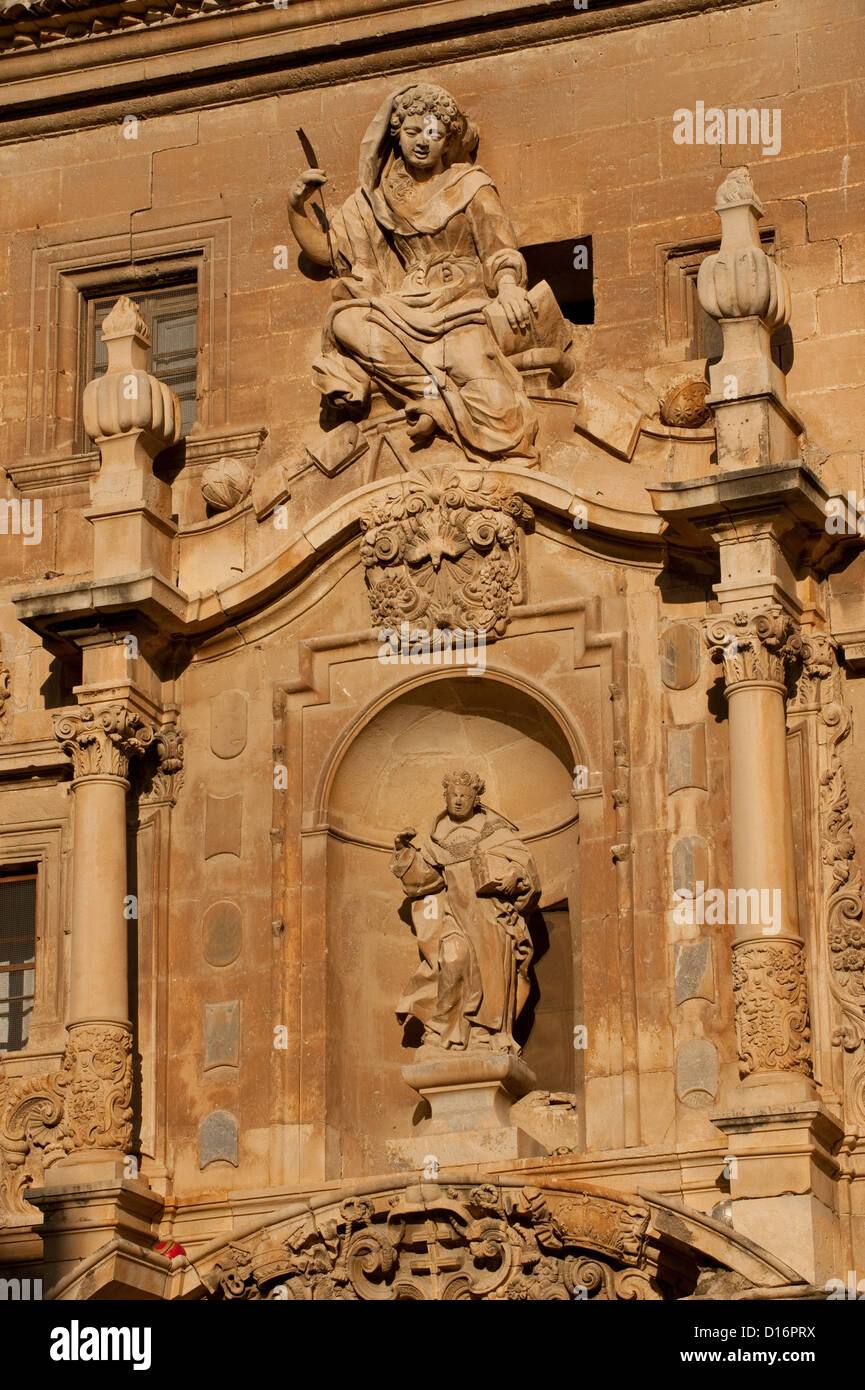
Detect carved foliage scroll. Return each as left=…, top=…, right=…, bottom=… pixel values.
left=360, top=469, right=533, bottom=636
left=53, top=703, right=155, bottom=781
left=704, top=607, right=802, bottom=689
left=0, top=1024, right=133, bottom=1222
left=205, top=1184, right=658, bottom=1302
left=796, top=634, right=865, bottom=1123
left=731, top=940, right=812, bottom=1079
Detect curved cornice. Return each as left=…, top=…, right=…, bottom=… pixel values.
left=12, top=463, right=664, bottom=643
left=1, top=0, right=766, bottom=141
left=167, top=1172, right=808, bottom=1298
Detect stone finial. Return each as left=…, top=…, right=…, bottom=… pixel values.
left=694, top=166, right=801, bottom=468
left=101, top=293, right=151, bottom=350
left=698, top=169, right=789, bottom=329
left=82, top=294, right=181, bottom=445
left=714, top=166, right=763, bottom=214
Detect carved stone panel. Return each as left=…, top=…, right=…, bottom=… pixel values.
left=200, top=1110, right=238, bottom=1169
left=731, top=940, right=812, bottom=1079
left=360, top=468, right=532, bottom=636
left=204, top=1183, right=660, bottom=1302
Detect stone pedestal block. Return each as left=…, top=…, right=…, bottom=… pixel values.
left=711, top=1092, right=843, bottom=1282
left=401, top=1051, right=536, bottom=1134
left=388, top=1051, right=545, bottom=1170
left=27, top=1178, right=164, bottom=1295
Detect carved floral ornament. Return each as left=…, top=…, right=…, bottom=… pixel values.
left=731, top=941, right=812, bottom=1080
left=704, top=607, right=802, bottom=689
left=792, top=634, right=865, bottom=1124
left=0, top=1024, right=132, bottom=1221
left=204, top=1183, right=664, bottom=1302
left=359, top=469, right=532, bottom=636
left=141, top=722, right=185, bottom=804
left=53, top=703, right=156, bottom=781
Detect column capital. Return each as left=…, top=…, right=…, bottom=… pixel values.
left=704, top=606, right=803, bottom=690
left=53, top=701, right=155, bottom=781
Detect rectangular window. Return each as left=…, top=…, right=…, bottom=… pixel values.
left=0, top=872, right=37, bottom=1053
left=521, top=236, right=594, bottom=325
left=83, top=279, right=199, bottom=439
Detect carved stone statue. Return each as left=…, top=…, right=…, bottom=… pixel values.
left=289, top=84, right=569, bottom=464
left=391, top=769, right=540, bottom=1053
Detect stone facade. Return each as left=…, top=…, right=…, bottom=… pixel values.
left=0, top=0, right=863, bottom=1301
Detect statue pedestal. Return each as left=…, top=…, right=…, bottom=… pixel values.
left=388, top=1050, right=546, bottom=1170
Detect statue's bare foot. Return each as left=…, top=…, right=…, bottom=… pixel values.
left=407, top=411, right=437, bottom=444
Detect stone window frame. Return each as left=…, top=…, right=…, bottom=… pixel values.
left=0, top=822, right=66, bottom=1067
left=659, top=228, right=775, bottom=361
left=24, top=219, right=231, bottom=465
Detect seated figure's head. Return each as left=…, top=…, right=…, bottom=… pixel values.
left=443, top=769, right=484, bottom=821
left=389, top=85, right=469, bottom=172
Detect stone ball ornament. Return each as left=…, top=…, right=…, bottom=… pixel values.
left=201, top=456, right=254, bottom=512
left=658, top=376, right=711, bottom=429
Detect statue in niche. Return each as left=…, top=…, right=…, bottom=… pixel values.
left=391, top=769, right=540, bottom=1053
left=288, top=84, right=571, bottom=465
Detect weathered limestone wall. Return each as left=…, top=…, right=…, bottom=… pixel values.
left=0, top=0, right=863, bottom=1291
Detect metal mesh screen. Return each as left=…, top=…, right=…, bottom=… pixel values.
left=88, top=281, right=198, bottom=437
left=0, top=875, right=36, bottom=1053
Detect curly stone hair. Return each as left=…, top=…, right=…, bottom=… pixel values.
left=389, top=84, right=467, bottom=150
left=442, top=769, right=485, bottom=797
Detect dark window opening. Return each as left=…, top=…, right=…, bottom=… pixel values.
left=82, top=278, right=199, bottom=442
left=0, top=871, right=37, bottom=1053
left=521, top=236, right=594, bottom=325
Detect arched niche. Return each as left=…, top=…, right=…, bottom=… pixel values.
left=323, top=672, right=582, bottom=1178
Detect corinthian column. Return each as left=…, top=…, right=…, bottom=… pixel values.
left=704, top=607, right=814, bottom=1087
left=51, top=702, right=154, bottom=1166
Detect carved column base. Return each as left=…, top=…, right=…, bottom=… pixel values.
left=388, top=1052, right=544, bottom=1170
left=731, top=938, right=814, bottom=1085
left=44, top=1021, right=134, bottom=1181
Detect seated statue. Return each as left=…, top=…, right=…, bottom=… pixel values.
left=289, top=84, right=566, bottom=465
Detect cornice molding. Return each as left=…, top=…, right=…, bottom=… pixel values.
left=0, top=0, right=771, bottom=142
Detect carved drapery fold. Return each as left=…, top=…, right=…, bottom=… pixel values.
left=0, top=661, right=10, bottom=733
left=704, top=606, right=802, bottom=688
left=731, top=940, right=812, bottom=1078
left=53, top=702, right=155, bottom=781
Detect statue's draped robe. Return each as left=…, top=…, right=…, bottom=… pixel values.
left=392, top=807, right=539, bottom=1049
left=313, top=92, right=538, bottom=462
